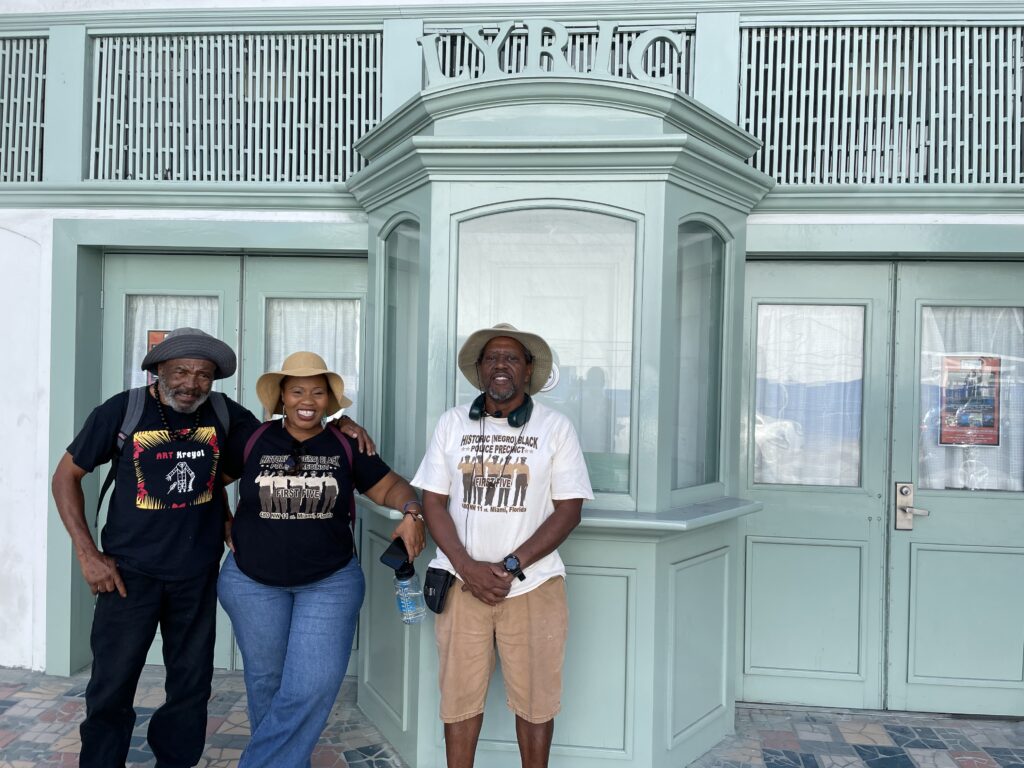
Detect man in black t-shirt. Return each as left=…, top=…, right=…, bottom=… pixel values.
left=51, top=328, right=254, bottom=768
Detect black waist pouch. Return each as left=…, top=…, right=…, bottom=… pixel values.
left=424, top=567, right=455, bottom=614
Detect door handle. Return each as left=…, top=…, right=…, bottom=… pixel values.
left=894, top=482, right=929, bottom=530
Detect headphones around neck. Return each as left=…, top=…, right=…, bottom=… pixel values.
left=468, top=392, right=533, bottom=428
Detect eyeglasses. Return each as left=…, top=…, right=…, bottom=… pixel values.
left=283, top=444, right=306, bottom=475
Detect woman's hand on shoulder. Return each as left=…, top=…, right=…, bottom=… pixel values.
left=328, top=414, right=376, bottom=455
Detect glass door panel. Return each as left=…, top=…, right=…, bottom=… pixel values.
left=754, top=304, right=865, bottom=486
left=918, top=306, right=1024, bottom=492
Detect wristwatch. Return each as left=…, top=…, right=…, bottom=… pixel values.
left=502, top=553, right=526, bottom=581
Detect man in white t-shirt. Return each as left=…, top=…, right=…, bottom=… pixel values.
left=412, top=323, right=593, bottom=768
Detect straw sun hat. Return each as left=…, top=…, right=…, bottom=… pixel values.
left=256, top=351, right=352, bottom=416
left=457, top=323, right=553, bottom=396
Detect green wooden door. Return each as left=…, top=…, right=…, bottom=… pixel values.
left=887, top=262, right=1024, bottom=715
left=102, top=252, right=367, bottom=671
left=738, top=262, right=892, bottom=709
left=103, top=253, right=242, bottom=670
left=234, top=255, right=368, bottom=672
left=741, top=260, right=1024, bottom=715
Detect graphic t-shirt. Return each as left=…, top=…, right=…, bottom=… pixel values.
left=68, top=389, right=257, bottom=579
left=412, top=400, right=594, bottom=598
left=225, top=420, right=391, bottom=587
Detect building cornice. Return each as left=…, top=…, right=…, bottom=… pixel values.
left=346, top=135, right=773, bottom=211
left=0, top=183, right=361, bottom=210
left=757, top=185, right=1024, bottom=214
left=0, top=1, right=1021, bottom=34
left=356, top=77, right=762, bottom=164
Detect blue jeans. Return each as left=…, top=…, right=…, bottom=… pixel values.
left=217, top=553, right=365, bottom=768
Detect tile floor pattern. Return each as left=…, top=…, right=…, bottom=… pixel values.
left=0, top=665, right=406, bottom=767
left=0, top=665, right=1021, bottom=768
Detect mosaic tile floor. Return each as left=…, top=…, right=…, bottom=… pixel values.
left=0, top=665, right=406, bottom=767
left=0, top=665, right=1021, bottom=767
left=692, top=705, right=1024, bottom=768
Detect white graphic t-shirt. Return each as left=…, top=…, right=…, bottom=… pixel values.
left=412, top=400, right=594, bottom=597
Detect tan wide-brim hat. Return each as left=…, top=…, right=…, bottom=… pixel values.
left=457, top=323, right=553, bottom=396
left=256, top=351, right=352, bottom=416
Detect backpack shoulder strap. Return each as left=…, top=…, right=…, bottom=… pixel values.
left=117, top=386, right=148, bottom=450
left=328, top=425, right=357, bottom=533
left=243, top=421, right=275, bottom=464
left=97, top=386, right=148, bottom=526
left=209, top=391, right=230, bottom=434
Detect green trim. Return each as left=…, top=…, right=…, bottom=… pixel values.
left=747, top=220, right=1024, bottom=256
left=581, top=497, right=761, bottom=532
left=45, top=217, right=369, bottom=675
left=42, top=26, right=87, bottom=184
left=1, top=2, right=1021, bottom=33
left=755, top=185, right=1024, bottom=213
left=356, top=76, right=761, bottom=162
left=0, top=184, right=362, bottom=210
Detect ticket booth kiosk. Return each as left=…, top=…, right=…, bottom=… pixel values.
left=346, top=60, right=773, bottom=768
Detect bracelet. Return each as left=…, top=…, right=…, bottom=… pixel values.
left=402, top=500, right=424, bottom=523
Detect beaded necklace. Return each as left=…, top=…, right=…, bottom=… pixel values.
left=151, top=383, right=201, bottom=442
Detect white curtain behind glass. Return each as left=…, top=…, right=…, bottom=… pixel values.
left=264, top=298, right=362, bottom=421
left=123, top=295, right=219, bottom=390
left=754, top=305, right=864, bottom=486
left=458, top=209, right=635, bottom=494
left=918, top=306, right=1024, bottom=491
left=383, top=222, right=421, bottom=477
left=674, top=224, right=723, bottom=489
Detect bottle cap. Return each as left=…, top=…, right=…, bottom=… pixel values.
left=395, top=560, right=415, bottom=580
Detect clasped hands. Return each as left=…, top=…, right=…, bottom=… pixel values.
left=458, top=559, right=515, bottom=605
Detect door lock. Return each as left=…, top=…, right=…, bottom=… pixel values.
left=894, top=482, right=929, bottom=530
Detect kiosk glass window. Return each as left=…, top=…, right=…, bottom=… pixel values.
left=457, top=209, right=635, bottom=494
left=673, top=222, right=724, bottom=489
left=382, top=221, right=422, bottom=476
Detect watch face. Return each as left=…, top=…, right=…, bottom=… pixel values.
left=503, top=555, right=520, bottom=573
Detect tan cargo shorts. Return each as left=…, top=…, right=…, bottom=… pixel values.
left=434, top=575, right=568, bottom=724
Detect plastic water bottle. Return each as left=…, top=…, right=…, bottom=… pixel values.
left=394, top=561, right=426, bottom=624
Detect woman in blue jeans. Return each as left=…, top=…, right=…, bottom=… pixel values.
left=219, top=351, right=425, bottom=768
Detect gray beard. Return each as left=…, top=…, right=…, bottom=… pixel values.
left=157, top=378, right=210, bottom=414
left=485, top=383, right=517, bottom=403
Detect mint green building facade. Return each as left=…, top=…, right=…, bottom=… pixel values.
left=1, top=2, right=1021, bottom=767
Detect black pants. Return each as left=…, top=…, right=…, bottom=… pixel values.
left=79, top=565, right=218, bottom=768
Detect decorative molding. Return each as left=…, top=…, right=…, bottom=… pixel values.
left=356, top=77, right=761, bottom=163
left=0, top=3, right=1022, bottom=34
left=756, top=185, right=1024, bottom=213
left=0, top=183, right=361, bottom=210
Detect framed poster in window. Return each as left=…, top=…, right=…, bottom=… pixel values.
left=146, top=329, right=170, bottom=385
left=938, top=355, right=1000, bottom=446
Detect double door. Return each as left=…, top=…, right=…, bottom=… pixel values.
left=101, top=252, right=367, bottom=669
left=740, top=261, right=1024, bottom=715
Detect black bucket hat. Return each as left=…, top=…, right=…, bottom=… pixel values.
left=140, top=327, right=237, bottom=380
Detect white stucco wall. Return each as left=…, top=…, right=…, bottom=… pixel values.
left=0, top=205, right=368, bottom=670
left=0, top=219, right=50, bottom=670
